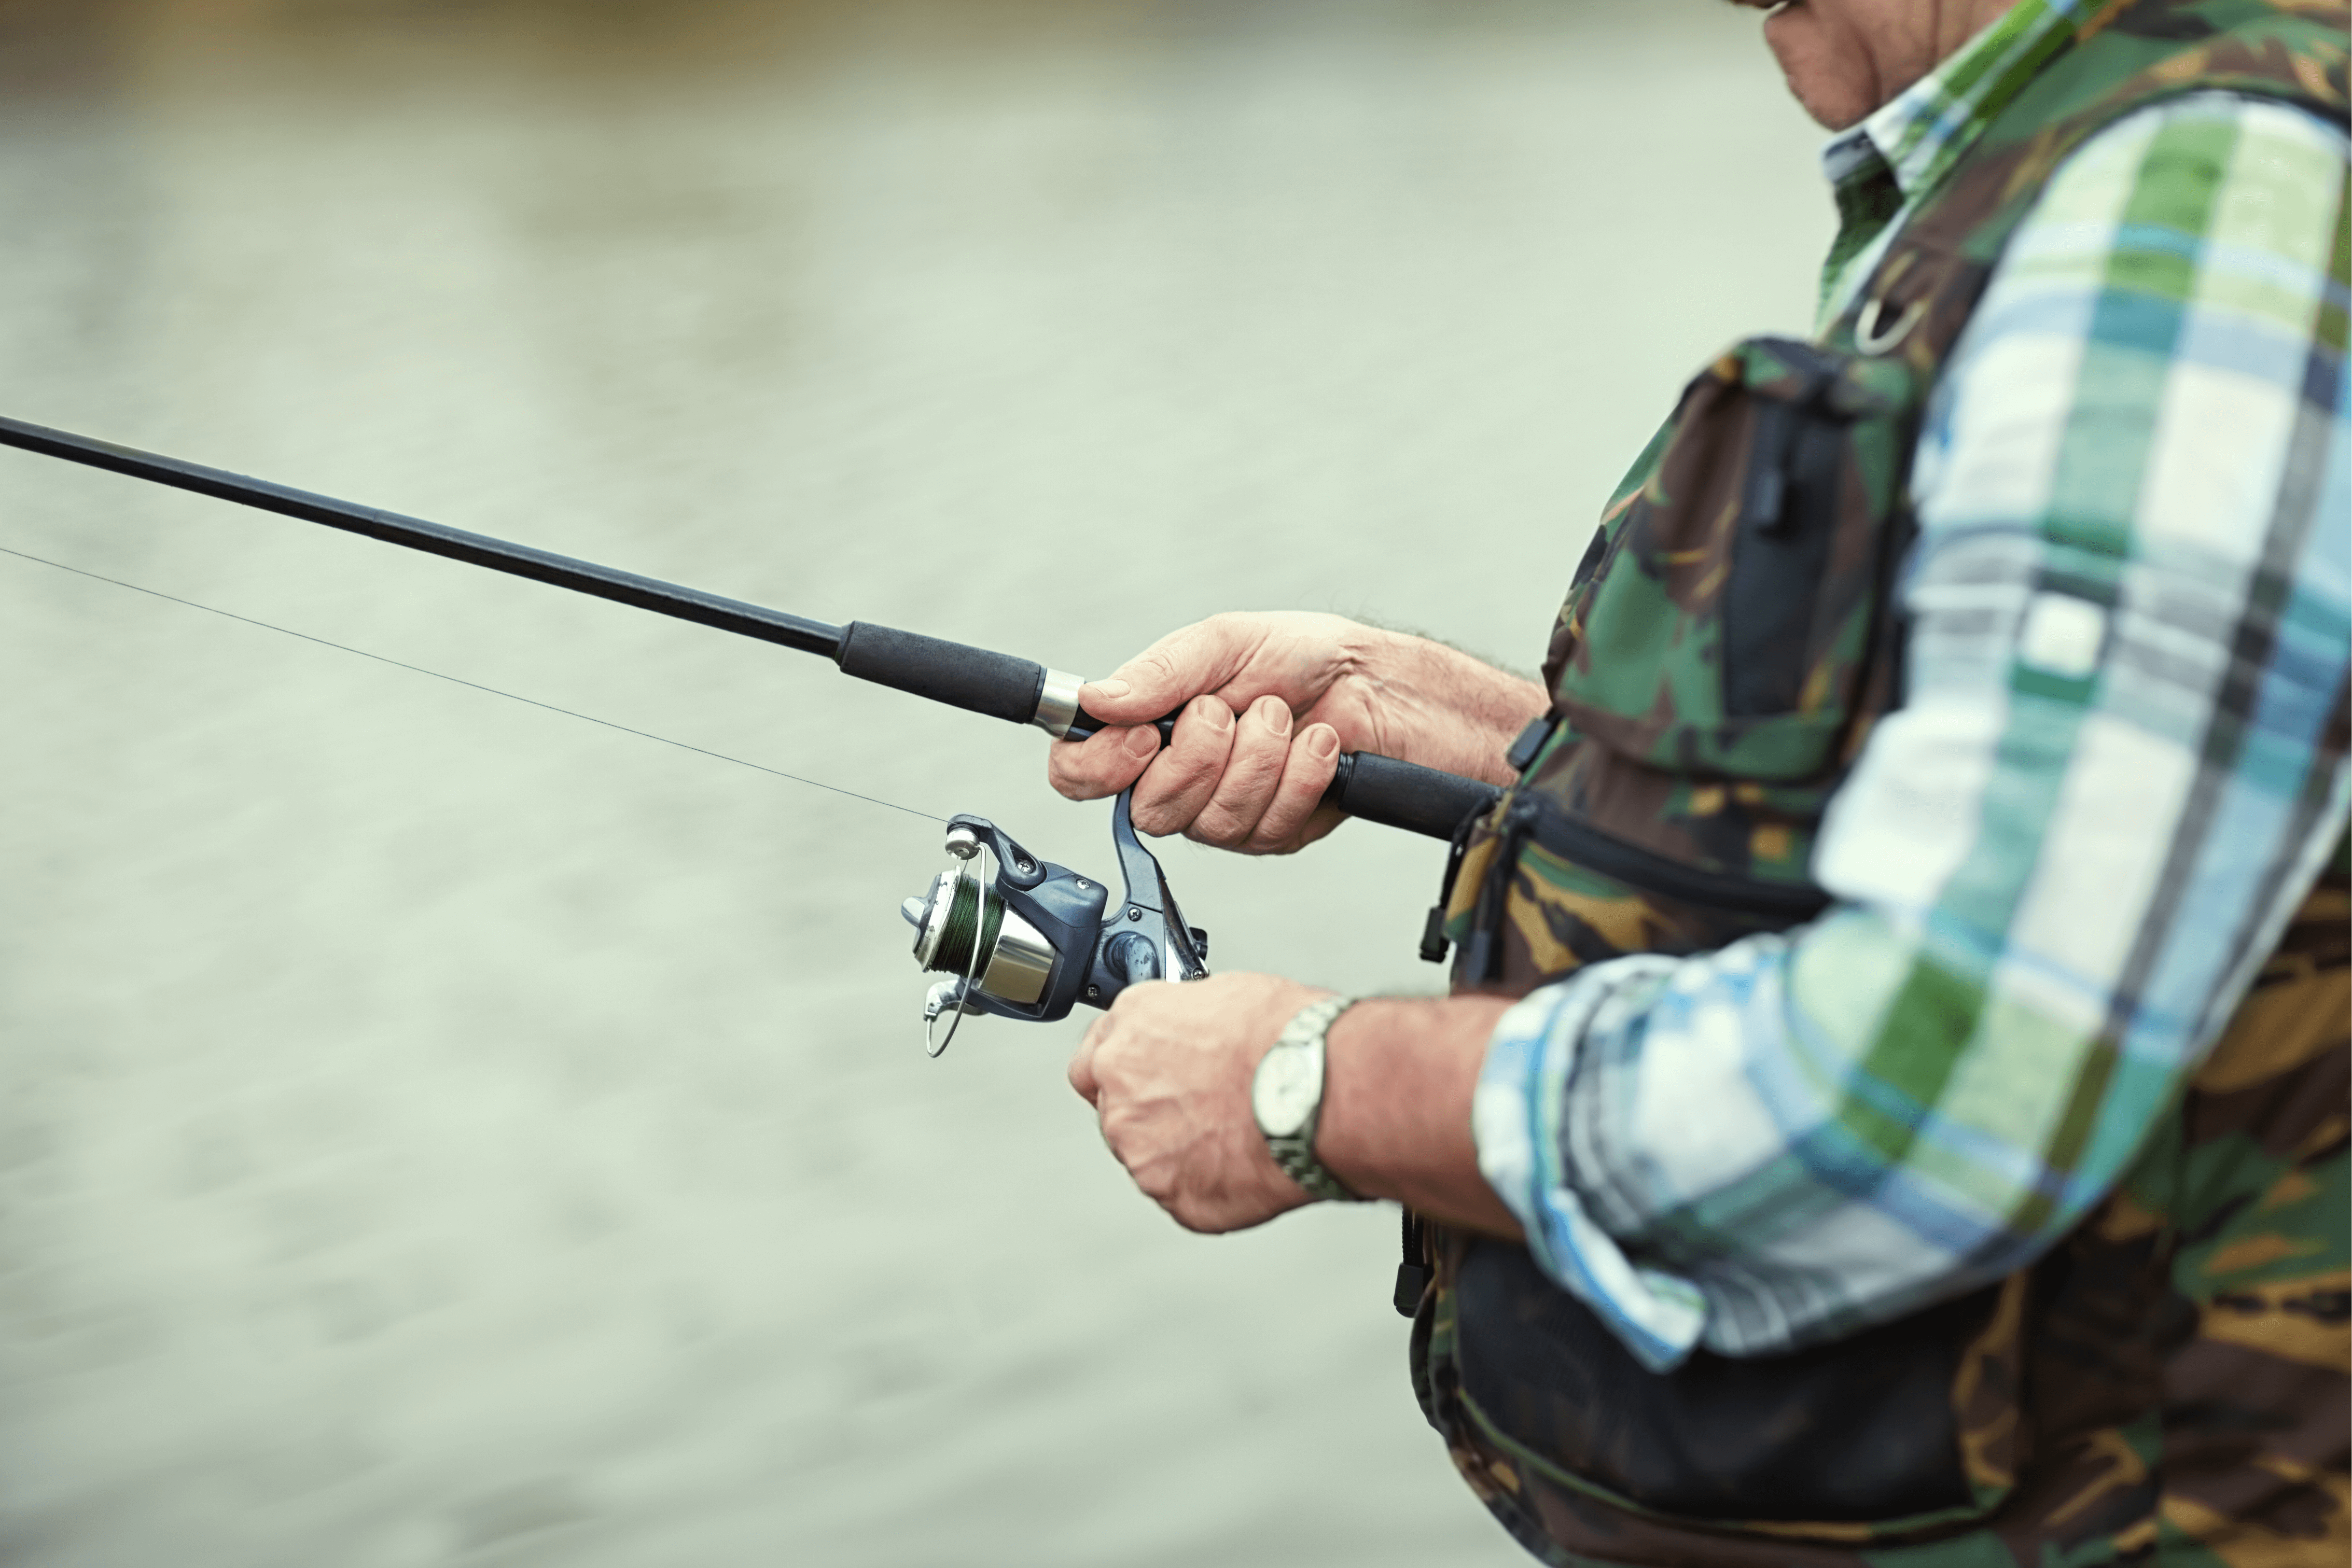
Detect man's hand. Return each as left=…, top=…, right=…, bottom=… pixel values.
left=1067, top=973, right=1328, bottom=1234
left=1066, top=976, right=1527, bottom=1239
left=1049, top=613, right=1380, bottom=854
left=1048, top=611, right=1547, bottom=855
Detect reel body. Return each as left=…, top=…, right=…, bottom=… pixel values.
left=900, top=789, right=1208, bottom=1053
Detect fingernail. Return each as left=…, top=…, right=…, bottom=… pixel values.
left=1259, top=698, right=1292, bottom=739
left=1198, top=698, right=1233, bottom=732
left=1091, top=678, right=1132, bottom=700
left=1122, top=727, right=1161, bottom=760
left=1306, top=725, right=1340, bottom=761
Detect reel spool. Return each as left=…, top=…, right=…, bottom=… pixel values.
left=902, top=826, right=1057, bottom=1056
left=896, top=790, right=1207, bottom=1055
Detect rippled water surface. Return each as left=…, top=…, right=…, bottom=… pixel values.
left=0, top=3, right=1827, bottom=1563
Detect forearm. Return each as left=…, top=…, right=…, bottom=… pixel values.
left=1335, top=624, right=1547, bottom=788
left=1315, top=994, right=1523, bottom=1237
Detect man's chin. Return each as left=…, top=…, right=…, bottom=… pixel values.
left=1752, top=0, right=1874, bottom=131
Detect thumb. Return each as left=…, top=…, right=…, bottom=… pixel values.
left=1076, top=674, right=1162, bottom=725
left=1081, top=619, right=1252, bottom=724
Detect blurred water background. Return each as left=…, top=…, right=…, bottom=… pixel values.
left=0, top=2, right=1828, bottom=1563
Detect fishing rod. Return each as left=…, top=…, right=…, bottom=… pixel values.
left=1, top=412, right=1505, bottom=1051
left=0, top=414, right=1498, bottom=843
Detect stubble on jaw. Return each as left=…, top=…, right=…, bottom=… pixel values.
left=1724, top=0, right=1998, bottom=131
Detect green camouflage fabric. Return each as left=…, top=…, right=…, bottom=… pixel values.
left=1443, top=334, right=1913, bottom=989
left=1413, top=1, right=2351, bottom=1562
left=1416, top=869, right=2348, bottom=1566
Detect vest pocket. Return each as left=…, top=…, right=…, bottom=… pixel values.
left=1439, top=1236, right=2030, bottom=1543
left=1545, top=338, right=1917, bottom=783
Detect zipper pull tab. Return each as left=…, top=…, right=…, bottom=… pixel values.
left=1421, top=786, right=1499, bottom=965
left=1419, top=905, right=1451, bottom=964
left=1394, top=1209, right=1431, bottom=1318
left=1394, top=1260, right=1434, bottom=1318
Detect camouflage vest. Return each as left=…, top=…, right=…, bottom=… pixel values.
left=1410, top=3, right=2351, bottom=1563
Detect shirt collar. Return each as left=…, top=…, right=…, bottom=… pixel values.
left=1820, top=0, right=2091, bottom=203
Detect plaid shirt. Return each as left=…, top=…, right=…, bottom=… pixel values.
left=1473, top=0, right=2352, bottom=1370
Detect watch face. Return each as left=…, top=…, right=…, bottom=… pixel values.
left=1252, top=1044, right=1320, bottom=1139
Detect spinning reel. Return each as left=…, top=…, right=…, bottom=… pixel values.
left=899, top=789, right=1209, bottom=1055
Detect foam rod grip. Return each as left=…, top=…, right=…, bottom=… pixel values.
left=1324, top=752, right=1502, bottom=843
left=835, top=622, right=1046, bottom=726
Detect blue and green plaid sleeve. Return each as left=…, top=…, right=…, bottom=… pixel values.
left=1472, top=91, right=2352, bottom=1369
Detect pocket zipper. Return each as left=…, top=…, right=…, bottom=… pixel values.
left=1508, top=792, right=1833, bottom=923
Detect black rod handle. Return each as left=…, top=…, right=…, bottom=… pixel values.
left=0, top=413, right=845, bottom=657
left=1324, top=752, right=1501, bottom=841
left=833, top=622, right=1046, bottom=726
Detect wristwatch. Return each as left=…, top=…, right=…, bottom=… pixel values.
left=1252, top=995, right=1365, bottom=1203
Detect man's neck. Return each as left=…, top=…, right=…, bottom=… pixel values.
left=1928, top=0, right=2023, bottom=75
left=1873, top=0, right=2026, bottom=119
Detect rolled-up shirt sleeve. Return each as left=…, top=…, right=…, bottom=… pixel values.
left=1474, top=92, right=2352, bottom=1370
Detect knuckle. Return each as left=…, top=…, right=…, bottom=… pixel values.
left=1168, top=1197, right=1217, bottom=1234
left=1198, top=695, right=1237, bottom=733
left=1202, top=610, right=1257, bottom=650
left=1108, top=981, right=1160, bottom=1016
left=1188, top=804, right=1254, bottom=847
left=1136, top=649, right=1185, bottom=693
left=1244, top=804, right=1307, bottom=855
left=1098, top=1104, right=1136, bottom=1147
left=1131, top=799, right=1191, bottom=837
left=1049, top=749, right=1119, bottom=800
left=1135, top=780, right=1216, bottom=836
left=1226, top=746, right=1285, bottom=795
left=1158, top=747, right=1221, bottom=791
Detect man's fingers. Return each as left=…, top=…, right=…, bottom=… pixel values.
left=1130, top=696, right=1235, bottom=836
left=1189, top=695, right=1295, bottom=848
left=1246, top=722, right=1344, bottom=851
left=1048, top=723, right=1164, bottom=802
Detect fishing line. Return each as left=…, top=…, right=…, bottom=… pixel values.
left=0, top=542, right=947, bottom=823
left=0, top=414, right=1504, bottom=842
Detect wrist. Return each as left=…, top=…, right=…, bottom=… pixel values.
left=1334, top=626, right=1547, bottom=787
left=1315, top=995, right=1523, bottom=1236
